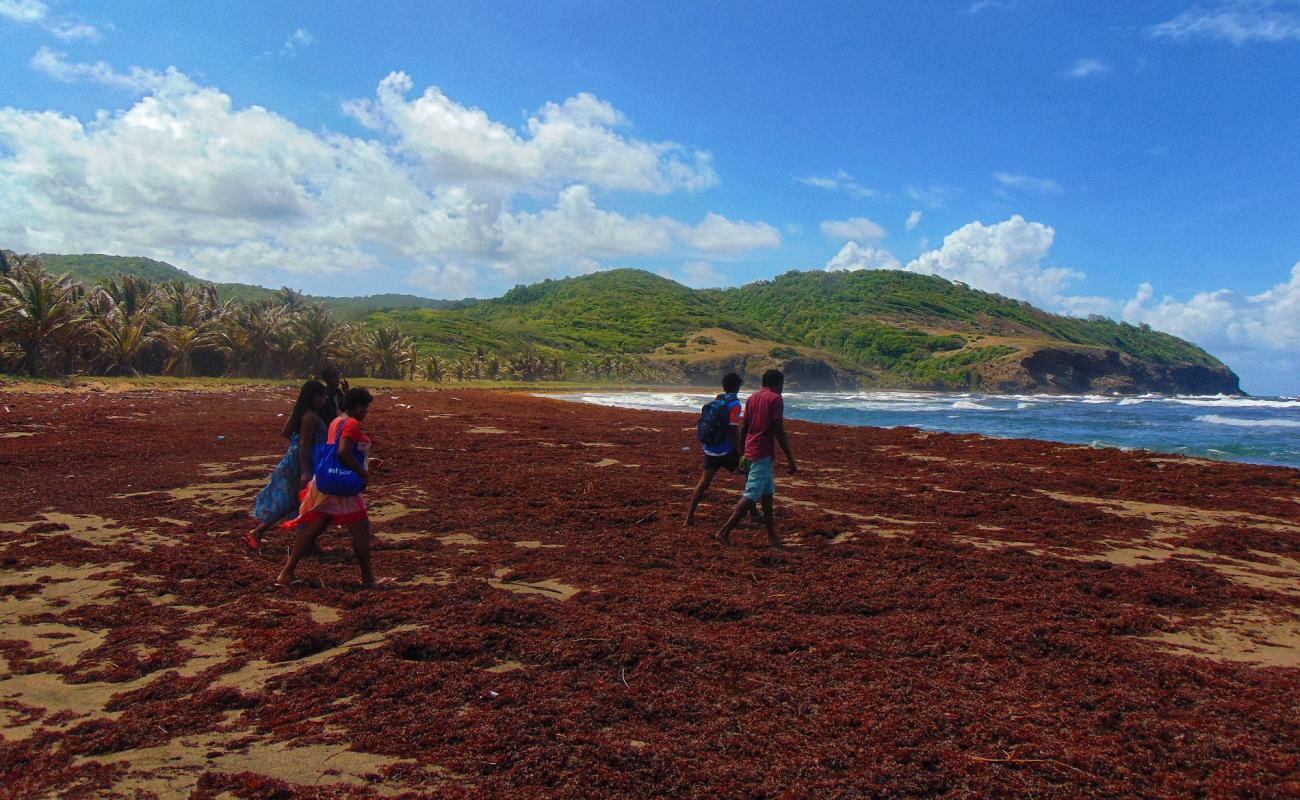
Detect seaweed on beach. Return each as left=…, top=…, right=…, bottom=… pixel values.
left=0, top=387, right=1297, bottom=798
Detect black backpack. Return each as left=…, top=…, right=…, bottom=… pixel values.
left=696, top=395, right=733, bottom=447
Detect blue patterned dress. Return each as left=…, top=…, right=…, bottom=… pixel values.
left=252, top=417, right=328, bottom=524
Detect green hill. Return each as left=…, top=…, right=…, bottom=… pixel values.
left=12, top=251, right=1240, bottom=393
left=369, top=268, right=1236, bottom=393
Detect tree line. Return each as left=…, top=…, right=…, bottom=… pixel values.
left=0, top=253, right=580, bottom=383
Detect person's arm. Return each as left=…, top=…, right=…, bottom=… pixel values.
left=736, top=416, right=751, bottom=470
left=727, top=403, right=741, bottom=454
left=297, top=412, right=317, bottom=482
left=338, top=436, right=369, bottom=487
left=773, top=418, right=797, bottom=473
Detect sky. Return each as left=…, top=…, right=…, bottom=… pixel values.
left=1, top=0, right=1298, bottom=394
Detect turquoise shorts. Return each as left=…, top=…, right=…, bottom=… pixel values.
left=743, top=456, right=775, bottom=502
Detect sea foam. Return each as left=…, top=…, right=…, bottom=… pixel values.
left=1196, top=414, right=1300, bottom=428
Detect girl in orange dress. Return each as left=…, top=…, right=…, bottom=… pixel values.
left=276, top=387, right=382, bottom=589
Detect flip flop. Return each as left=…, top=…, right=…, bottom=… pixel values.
left=274, top=578, right=304, bottom=589
left=244, top=530, right=261, bottom=552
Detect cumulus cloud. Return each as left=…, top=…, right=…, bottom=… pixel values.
left=1150, top=0, right=1300, bottom=44
left=1064, top=58, right=1110, bottom=78
left=405, top=262, right=481, bottom=299
left=903, top=215, right=1099, bottom=310
left=1, top=59, right=775, bottom=296
left=820, top=216, right=886, bottom=242
left=826, top=242, right=901, bottom=272
left=0, top=0, right=99, bottom=39
left=796, top=169, right=880, bottom=198
left=31, top=48, right=169, bottom=93
left=994, top=171, right=1063, bottom=194
left=906, top=210, right=922, bottom=231
left=1121, top=264, right=1300, bottom=393
left=685, top=213, right=781, bottom=252
left=343, top=72, right=717, bottom=195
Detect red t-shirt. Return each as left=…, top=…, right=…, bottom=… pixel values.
left=743, top=388, right=783, bottom=460
left=328, top=416, right=371, bottom=451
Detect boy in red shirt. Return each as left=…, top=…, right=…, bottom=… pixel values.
left=716, top=368, right=797, bottom=547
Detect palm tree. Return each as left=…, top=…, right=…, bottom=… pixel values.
left=0, top=257, right=83, bottom=376
left=94, top=313, right=152, bottom=376
left=274, top=286, right=306, bottom=310
left=423, top=355, right=445, bottom=383
left=485, top=355, right=501, bottom=380
left=368, top=324, right=413, bottom=380
left=154, top=323, right=220, bottom=377
left=291, top=302, right=340, bottom=375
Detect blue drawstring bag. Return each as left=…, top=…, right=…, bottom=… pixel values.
left=314, top=438, right=367, bottom=496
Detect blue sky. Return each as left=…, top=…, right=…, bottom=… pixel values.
left=1, top=1, right=1298, bottom=393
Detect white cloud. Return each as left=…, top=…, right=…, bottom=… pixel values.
left=820, top=216, right=886, bottom=242
left=905, top=183, right=960, bottom=208
left=0, top=0, right=99, bottom=39
left=281, top=28, right=313, bottom=56
left=826, top=242, right=901, bottom=272
left=1064, top=58, right=1110, bottom=78
left=904, top=215, right=1096, bottom=310
left=31, top=48, right=169, bottom=93
left=906, top=210, right=922, bottom=231
left=405, top=262, right=480, bottom=299
left=0, top=59, right=777, bottom=297
left=343, top=71, right=717, bottom=195
left=994, top=171, right=1063, bottom=194
left=1150, top=1, right=1300, bottom=44
left=685, top=213, right=781, bottom=252
left=796, top=169, right=880, bottom=198
left=1122, top=264, right=1300, bottom=393
left=969, top=0, right=1016, bottom=12
left=678, top=260, right=725, bottom=288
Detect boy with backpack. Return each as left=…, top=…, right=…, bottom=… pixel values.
left=716, top=368, right=797, bottom=548
left=684, top=372, right=746, bottom=527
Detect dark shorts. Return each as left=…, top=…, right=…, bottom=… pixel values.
left=703, top=449, right=741, bottom=472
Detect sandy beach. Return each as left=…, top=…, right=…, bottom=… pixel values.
left=1, top=385, right=1297, bottom=798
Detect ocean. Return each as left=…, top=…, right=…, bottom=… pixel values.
left=551, top=391, right=1300, bottom=469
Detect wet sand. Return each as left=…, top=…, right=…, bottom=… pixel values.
left=1, top=386, right=1297, bottom=798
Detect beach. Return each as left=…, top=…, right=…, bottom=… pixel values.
left=1, top=385, right=1298, bottom=797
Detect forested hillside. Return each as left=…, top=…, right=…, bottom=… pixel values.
left=1, top=251, right=1240, bottom=393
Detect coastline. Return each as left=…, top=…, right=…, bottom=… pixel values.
left=1, top=386, right=1298, bottom=796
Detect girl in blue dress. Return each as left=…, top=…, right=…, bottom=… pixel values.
left=247, top=380, right=329, bottom=551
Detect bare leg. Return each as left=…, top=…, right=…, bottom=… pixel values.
left=276, top=515, right=329, bottom=585
left=715, top=496, right=756, bottom=545
left=761, top=494, right=783, bottom=548
left=684, top=466, right=719, bottom=526
left=348, top=518, right=376, bottom=588
left=247, top=518, right=276, bottom=550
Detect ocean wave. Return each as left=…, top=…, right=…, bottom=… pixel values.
left=1175, top=396, right=1300, bottom=409
left=1196, top=414, right=1300, bottom=429
left=952, top=400, right=1005, bottom=411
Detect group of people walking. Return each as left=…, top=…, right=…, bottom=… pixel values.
left=247, top=365, right=798, bottom=589
left=248, top=365, right=383, bottom=589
